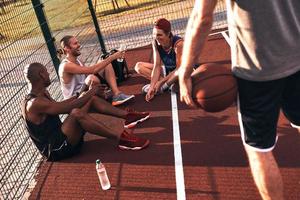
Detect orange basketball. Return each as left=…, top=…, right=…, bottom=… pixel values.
left=192, top=63, right=237, bottom=112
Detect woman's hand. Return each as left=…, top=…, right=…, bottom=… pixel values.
left=153, top=80, right=164, bottom=93
left=145, top=85, right=156, bottom=102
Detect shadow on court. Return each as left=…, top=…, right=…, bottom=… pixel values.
left=28, top=35, right=300, bottom=200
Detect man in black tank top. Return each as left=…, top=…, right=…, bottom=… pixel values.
left=22, top=63, right=150, bottom=161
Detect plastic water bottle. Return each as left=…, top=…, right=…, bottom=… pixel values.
left=117, top=44, right=126, bottom=62
left=96, top=159, right=111, bottom=190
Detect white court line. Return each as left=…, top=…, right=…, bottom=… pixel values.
left=169, top=29, right=230, bottom=200
left=208, top=30, right=231, bottom=47
left=171, top=91, right=186, bottom=200
left=209, top=30, right=226, bottom=36
left=221, top=30, right=231, bottom=47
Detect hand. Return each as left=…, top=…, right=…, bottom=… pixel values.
left=153, top=81, right=163, bottom=93
left=89, top=83, right=106, bottom=97
left=96, top=84, right=108, bottom=98
left=111, top=50, right=125, bottom=60
left=145, top=86, right=156, bottom=102
left=178, top=68, right=196, bottom=108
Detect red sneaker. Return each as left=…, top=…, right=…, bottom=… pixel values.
left=118, top=130, right=150, bottom=150
left=124, top=111, right=150, bottom=128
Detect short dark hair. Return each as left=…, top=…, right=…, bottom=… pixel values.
left=24, top=62, right=44, bottom=82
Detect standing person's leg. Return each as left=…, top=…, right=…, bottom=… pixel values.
left=237, top=77, right=285, bottom=200
left=244, top=147, right=283, bottom=200
left=282, top=70, right=300, bottom=135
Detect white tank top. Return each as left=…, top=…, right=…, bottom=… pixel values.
left=59, top=58, right=86, bottom=99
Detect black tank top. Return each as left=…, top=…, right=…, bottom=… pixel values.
left=21, top=93, right=64, bottom=158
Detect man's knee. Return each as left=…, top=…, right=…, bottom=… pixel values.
left=85, top=74, right=100, bottom=86
left=135, top=62, right=143, bottom=73
left=70, top=108, right=85, bottom=120
left=90, top=95, right=100, bottom=103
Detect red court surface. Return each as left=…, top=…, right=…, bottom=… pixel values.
left=28, top=33, right=300, bottom=200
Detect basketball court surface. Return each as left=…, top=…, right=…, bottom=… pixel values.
left=27, top=32, right=300, bottom=200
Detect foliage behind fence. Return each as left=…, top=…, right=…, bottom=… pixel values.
left=0, top=0, right=227, bottom=199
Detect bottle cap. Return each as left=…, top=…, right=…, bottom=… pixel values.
left=96, top=159, right=101, bottom=164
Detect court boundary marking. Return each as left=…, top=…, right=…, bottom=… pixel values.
left=171, top=91, right=186, bottom=200
left=221, top=30, right=231, bottom=47
left=171, top=29, right=229, bottom=200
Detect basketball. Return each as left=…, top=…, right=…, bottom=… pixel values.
left=192, top=63, right=237, bottom=112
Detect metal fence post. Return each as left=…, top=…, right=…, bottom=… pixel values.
left=31, top=0, right=60, bottom=74
left=87, top=0, right=107, bottom=54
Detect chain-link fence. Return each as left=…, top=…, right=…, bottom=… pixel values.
left=0, top=1, right=61, bottom=199
left=94, top=0, right=227, bottom=50
left=0, top=0, right=227, bottom=199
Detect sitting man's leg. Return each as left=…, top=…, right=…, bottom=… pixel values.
left=87, top=95, right=150, bottom=129
left=61, top=102, right=150, bottom=152
left=85, top=74, right=101, bottom=86
left=46, top=107, right=120, bottom=161
left=99, top=65, right=135, bottom=106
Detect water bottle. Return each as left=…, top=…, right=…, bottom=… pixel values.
left=96, top=159, right=111, bottom=190
left=117, top=44, right=126, bottom=62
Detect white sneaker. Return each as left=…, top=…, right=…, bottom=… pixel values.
left=142, top=84, right=151, bottom=94
left=142, top=83, right=170, bottom=95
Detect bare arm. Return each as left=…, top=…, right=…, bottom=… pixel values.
left=62, top=51, right=123, bottom=75
left=150, top=41, right=163, bottom=87
left=179, top=0, right=218, bottom=107
left=30, top=87, right=98, bottom=115
left=145, top=42, right=164, bottom=101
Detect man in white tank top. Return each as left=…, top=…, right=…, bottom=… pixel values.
left=178, top=1, right=300, bottom=200
left=58, top=35, right=134, bottom=106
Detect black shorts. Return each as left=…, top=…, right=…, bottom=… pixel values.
left=47, top=129, right=84, bottom=161
left=95, top=71, right=108, bottom=85
left=236, top=70, right=300, bottom=151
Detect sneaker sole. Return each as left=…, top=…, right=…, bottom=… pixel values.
left=112, top=95, right=135, bottom=106
left=124, top=114, right=150, bottom=129
left=118, top=139, right=150, bottom=151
